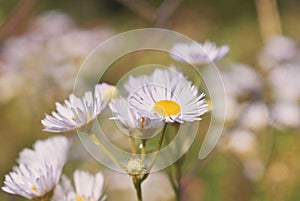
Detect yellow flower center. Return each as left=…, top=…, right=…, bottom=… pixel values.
left=153, top=100, right=181, bottom=117
left=76, top=195, right=84, bottom=201
left=31, top=185, right=38, bottom=193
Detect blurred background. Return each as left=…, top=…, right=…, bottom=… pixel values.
left=1, top=0, right=300, bottom=200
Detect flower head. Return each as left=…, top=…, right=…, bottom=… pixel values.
left=42, top=83, right=109, bottom=132
left=259, top=36, right=298, bottom=69
left=109, top=97, right=163, bottom=131
left=53, top=170, right=106, bottom=201
left=125, top=158, right=147, bottom=179
left=95, top=83, right=117, bottom=101
left=170, top=41, right=229, bottom=64
left=128, top=68, right=208, bottom=123
left=2, top=136, right=70, bottom=200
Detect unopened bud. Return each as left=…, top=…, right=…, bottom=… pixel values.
left=125, top=158, right=146, bottom=178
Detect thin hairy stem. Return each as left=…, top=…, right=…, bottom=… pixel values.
left=175, top=164, right=182, bottom=201
left=148, top=123, right=168, bottom=171
left=133, top=177, right=143, bottom=201
left=90, top=134, right=124, bottom=169
left=129, top=136, right=137, bottom=158
left=141, top=139, right=147, bottom=161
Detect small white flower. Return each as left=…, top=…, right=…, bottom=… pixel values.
left=128, top=68, right=208, bottom=123
left=228, top=128, right=257, bottom=154
left=268, top=64, right=300, bottom=102
left=221, top=63, right=262, bottom=97
left=170, top=41, right=229, bottom=64
left=2, top=136, right=70, bottom=200
left=259, top=36, right=298, bottom=69
left=110, top=98, right=163, bottom=130
left=243, top=158, right=264, bottom=181
left=42, top=83, right=109, bottom=132
left=239, top=102, right=269, bottom=131
left=2, top=163, right=57, bottom=199
left=53, top=170, right=106, bottom=201
left=271, top=101, right=300, bottom=128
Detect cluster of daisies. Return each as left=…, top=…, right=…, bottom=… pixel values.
left=40, top=68, right=209, bottom=181
left=2, top=136, right=106, bottom=201
left=2, top=40, right=230, bottom=200
left=42, top=69, right=209, bottom=134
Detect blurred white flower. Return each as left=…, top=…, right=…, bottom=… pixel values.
left=170, top=41, right=229, bottom=64
left=243, top=158, right=265, bottom=181
left=0, top=71, right=24, bottom=104
left=271, top=101, right=300, bottom=128
left=53, top=170, right=106, bottom=201
left=128, top=68, right=208, bottom=123
left=268, top=64, right=300, bottom=102
left=221, top=63, right=262, bottom=97
left=239, top=102, right=269, bottom=131
left=46, top=28, right=114, bottom=62
left=30, top=10, right=76, bottom=38
left=228, top=128, right=257, bottom=154
left=224, top=97, right=241, bottom=122
left=2, top=136, right=70, bottom=200
left=42, top=84, right=109, bottom=132
left=0, top=10, right=115, bottom=104
left=259, top=36, right=298, bottom=70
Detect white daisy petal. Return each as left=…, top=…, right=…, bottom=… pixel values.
left=41, top=83, right=110, bottom=133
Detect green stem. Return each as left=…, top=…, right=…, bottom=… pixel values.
left=175, top=164, right=182, bottom=201
left=133, top=177, right=143, bottom=201
left=167, top=166, right=178, bottom=194
left=148, top=123, right=168, bottom=170
left=90, top=134, right=124, bottom=169
left=129, top=136, right=137, bottom=158
left=167, top=162, right=182, bottom=201
left=141, top=139, right=147, bottom=162
left=255, top=0, right=282, bottom=42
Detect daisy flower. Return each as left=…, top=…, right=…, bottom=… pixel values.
left=109, top=97, right=163, bottom=132
left=170, top=41, right=229, bottom=64
left=17, top=135, right=70, bottom=168
left=53, top=170, right=106, bottom=201
left=42, top=83, right=109, bottom=133
left=128, top=68, right=208, bottom=123
left=2, top=136, right=70, bottom=200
